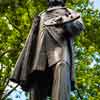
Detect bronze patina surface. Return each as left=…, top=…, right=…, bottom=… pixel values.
left=10, top=0, right=84, bottom=100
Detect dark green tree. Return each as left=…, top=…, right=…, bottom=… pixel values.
left=0, top=0, right=100, bottom=99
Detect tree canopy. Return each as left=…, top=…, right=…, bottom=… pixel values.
left=0, top=0, right=100, bottom=99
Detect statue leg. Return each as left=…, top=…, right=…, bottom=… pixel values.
left=51, top=60, right=71, bottom=100
left=29, top=71, right=51, bottom=100
left=30, top=84, right=48, bottom=100
left=30, top=84, right=40, bottom=100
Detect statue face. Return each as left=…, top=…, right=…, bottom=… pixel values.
left=47, top=0, right=66, bottom=7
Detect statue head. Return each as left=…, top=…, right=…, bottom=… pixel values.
left=47, top=0, right=66, bottom=7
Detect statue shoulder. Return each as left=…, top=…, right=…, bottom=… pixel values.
left=44, top=8, right=81, bottom=26
left=67, top=8, right=77, bottom=13
left=38, top=10, right=46, bottom=17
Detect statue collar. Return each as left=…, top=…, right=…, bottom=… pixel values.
left=47, top=6, right=66, bottom=12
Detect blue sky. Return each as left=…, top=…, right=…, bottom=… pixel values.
left=4, top=82, right=28, bottom=100
left=94, top=0, right=100, bottom=9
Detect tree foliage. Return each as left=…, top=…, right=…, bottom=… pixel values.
left=0, top=0, right=100, bottom=99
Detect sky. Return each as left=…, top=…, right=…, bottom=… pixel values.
left=94, top=0, right=100, bottom=9
left=3, top=82, right=28, bottom=100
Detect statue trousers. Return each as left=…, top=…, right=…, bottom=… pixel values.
left=30, top=61, right=71, bottom=100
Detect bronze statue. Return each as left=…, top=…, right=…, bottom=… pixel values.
left=10, top=0, right=84, bottom=99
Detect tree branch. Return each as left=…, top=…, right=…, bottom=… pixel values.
left=0, top=48, right=18, bottom=58
left=1, top=84, right=19, bottom=100
left=25, top=6, right=32, bottom=23
left=5, top=16, right=22, bottom=33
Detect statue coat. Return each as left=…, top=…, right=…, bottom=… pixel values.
left=10, top=7, right=84, bottom=96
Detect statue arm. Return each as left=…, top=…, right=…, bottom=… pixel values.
left=63, top=15, right=85, bottom=37
left=67, top=38, right=76, bottom=91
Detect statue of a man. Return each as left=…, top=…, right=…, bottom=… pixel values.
left=10, top=0, right=84, bottom=100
